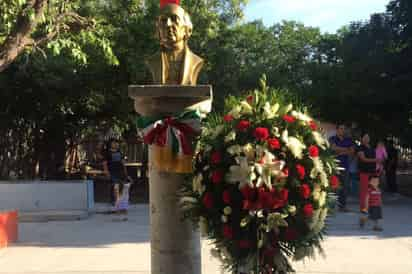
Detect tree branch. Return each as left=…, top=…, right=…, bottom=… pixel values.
left=0, top=1, right=93, bottom=73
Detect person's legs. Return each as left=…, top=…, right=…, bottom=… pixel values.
left=359, top=172, right=369, bottom=211
left=338, top=171, right=349, bottom=210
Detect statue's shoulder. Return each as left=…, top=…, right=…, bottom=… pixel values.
left=187, top=50, right=204, bottom=68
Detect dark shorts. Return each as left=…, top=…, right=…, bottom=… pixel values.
left=369, top=206, right=382, bottom=220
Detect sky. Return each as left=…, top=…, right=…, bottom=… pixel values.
left=244, top=0, right=391, bottom=33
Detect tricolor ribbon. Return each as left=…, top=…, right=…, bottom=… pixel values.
left=136, top=110, right=201, bottom=156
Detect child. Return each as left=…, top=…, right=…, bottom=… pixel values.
left=375, top=141, right=387, bottom=176
left=360, top=175, right=383, bottom=231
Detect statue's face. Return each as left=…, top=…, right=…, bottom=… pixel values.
left=158, top=4, right=187, bottom=48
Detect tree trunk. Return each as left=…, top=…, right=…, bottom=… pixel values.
left=0, top=0, right=47, bottom=72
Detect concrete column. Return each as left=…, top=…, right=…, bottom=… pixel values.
left=149, top=146, right=201, bottom=274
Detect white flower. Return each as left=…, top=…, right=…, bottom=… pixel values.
left=227, top=145, right=242, bottom=155
left=288, top=205, right=297, bottom=216
left=226, top=156, right=255, bottom=189
left=254, top=151, right=285, bottom=189
left=242, top=143, right=255, bottom=161
left=319, top=171, right=329, bottom=187
left=228, top=105, right=242, bottom=119
left=287, top=137, right=306, bottom=159
left=224, top=131, right=236, bottom=143
left=282, top=130, right=306, bottom=159
left=312, top=131, right=328, bottom=149
left=312, top=184, right=321, bottom=201
left=223, top=206, right=232, bottom=215
left=271, top=126, right=280, bottom=137
left=192, top=173, right=205, bottom=195
left=240, top=100, right=253, bottom=114
left=319, top=191, right=327, bottom=207
left=263, top=102, right=280, bottom=119
left=291, top=110, right=312, bottom=122
left=284, top=103, right=293, bottom=114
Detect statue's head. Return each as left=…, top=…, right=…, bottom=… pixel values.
left=157, top=3, right=193, bottom=50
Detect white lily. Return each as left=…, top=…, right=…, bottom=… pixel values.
left=312, top=131, right=328, bottom=150
left=242, top=143, right=255, bottom=161
left=226, top=156, right=255, bottom=189
left=312, top=184, right=321, bottom=201
left=291, top=110, right=311, bottom=122
left=254, top=151, right=285, bottom=189
left=228, top=105, right=242, bottom=119
left=284, top=103, right=293, bottom=114
left=263, top=102, right=280, bottom=119
left=227, top=145, right=242, bottom=155
left=240, top=100, right=253, bottom=114
left=319, top=171, right=329, bottom=187
left=282, top=130, right=306, bottom=159
left=319, top=191, right=327, bottom=207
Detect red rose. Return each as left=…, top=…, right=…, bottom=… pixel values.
left=237, top=120, right=251, bottom=131
left=222, top=190, right=231, bottom=204
left=284, top=227, right=298, bottom=241
left=308, top=145, right=319, bottom=157
left=296, top=164, right=305, bottom=180
left=202, top=192, right=213, bottom=209
left=309, top=120, right=318, bottom=131
left=253, top=127, right=270, bottom=141
left=283, top=115, right=295, bottom=123
left=278, top=188, right=289, bottom=202
left=211, top=170, right=224, bottom=184
left=282, top=168, right=289, bottom=177
left=238, top=240, right=252, bottom=249
left=330, top=175, right=340, bottom=190
left=211, top=151, right=222, bottom=164
left=267, top=138, right=281, bottom=150
left=300, top=184, right=311, bottom=199
left=258, top=187, right=271, bottom=209
left=303, top=204, right=314, bottom=217
left=223, top=114, right=233, bottom=122
left=240, top=184, right=255, bottom=200
left=246, top=95, right=254, bottom=104
left=223, top=225, right=233, bottom=239
left=270, top=188, right=289, bottom=209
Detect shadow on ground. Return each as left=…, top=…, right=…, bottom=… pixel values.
left=16, top=204, right=150, bottom=248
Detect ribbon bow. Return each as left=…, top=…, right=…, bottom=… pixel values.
left=137, top=111, right=201, bottom=156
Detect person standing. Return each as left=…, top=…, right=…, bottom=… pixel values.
left=385, top=140, right=399, bottom=194
left=357, top=133, right=381, bottom=213
left=329, top=124, right=355, bottom=212
left=103, top=139, right=132, bottom=212
left=375, top=140, right=388, bottom=176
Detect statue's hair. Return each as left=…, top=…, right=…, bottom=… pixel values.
left=181, top=9, right=193, bottom=39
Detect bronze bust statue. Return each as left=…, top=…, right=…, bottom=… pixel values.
left=146, top=4, right=204, bottom=85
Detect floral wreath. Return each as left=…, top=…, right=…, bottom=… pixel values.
left=180, top=77, right=340, bottom=273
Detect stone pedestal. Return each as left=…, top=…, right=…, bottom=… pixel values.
left=129, top=85, right=212, bottom=274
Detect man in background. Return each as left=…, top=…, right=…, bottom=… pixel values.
left=330, top=124, right=355, bottom=212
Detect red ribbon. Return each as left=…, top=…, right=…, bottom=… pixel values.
left=143, top=117, right=197, bottom=155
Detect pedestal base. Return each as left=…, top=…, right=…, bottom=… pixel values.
left=149, top=147, right=201, bottom=274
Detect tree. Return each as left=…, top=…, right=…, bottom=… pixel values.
left=0, top=0, right=117, bottom=72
